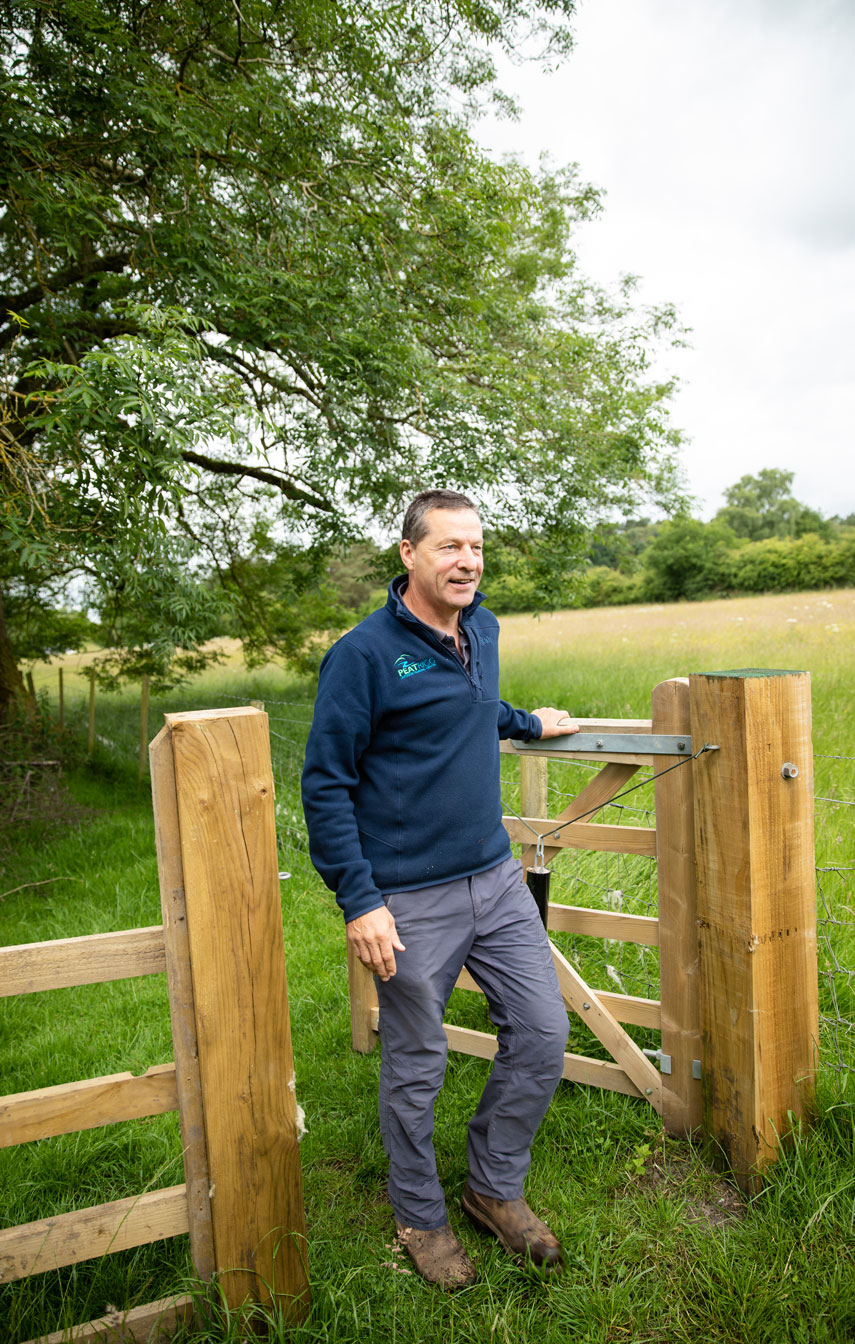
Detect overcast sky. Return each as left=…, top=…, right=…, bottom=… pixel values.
left=478, top=0, right=855, bottom=519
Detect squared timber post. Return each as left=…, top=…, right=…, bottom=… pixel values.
left=152, top=706, right=310, bottom=1319
left=690, top=669, right=818, bottom=1189
left=653, top=677, right=703, bottom=1135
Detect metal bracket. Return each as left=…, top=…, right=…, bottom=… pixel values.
left=692, top=1059, right=702, bottom=1080
left=642, top=1048, right=672, bottom=1075
left=513, top=733, right=693, bottom=756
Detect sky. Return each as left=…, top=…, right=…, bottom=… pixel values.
left=477, top=0, right=855, bottom=520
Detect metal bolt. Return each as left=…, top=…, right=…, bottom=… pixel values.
left=582, top=1002, right=591, bottom=1011
left=595, top=739, right=604, bottom=749
left=644, top=1088, right=652, bottom=1096
left=677, top=740, right=686, bottom=750
left=781, top=762, right=799, bottom=780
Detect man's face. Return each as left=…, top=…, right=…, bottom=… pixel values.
left=400, top=508, right=484, bottom=621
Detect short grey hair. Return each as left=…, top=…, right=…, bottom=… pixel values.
left=402, top=490, right=480, bottom=546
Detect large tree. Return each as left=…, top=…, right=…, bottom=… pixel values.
left=0, top=0, right=684, bottom=717
left=713, top=469, right=829, bottom=543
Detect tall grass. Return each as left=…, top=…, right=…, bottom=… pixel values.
left=2, top=589, right=854, bottom=1343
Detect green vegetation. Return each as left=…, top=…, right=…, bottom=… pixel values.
left=482, top=472, right=855, bottom=614
left=2, top=590, right=855, bottom=1342
left=0, top=0, right=685, bottom=718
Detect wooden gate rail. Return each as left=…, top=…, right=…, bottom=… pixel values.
left=0, top=707, right=309, bottom=1343
left=348, top=674, right=820, bottom=1189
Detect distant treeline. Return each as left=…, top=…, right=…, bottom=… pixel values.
left=329, top=470, right=855, bottom=617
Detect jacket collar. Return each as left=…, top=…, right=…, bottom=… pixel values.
left=387, top=574, right=485, bottom=629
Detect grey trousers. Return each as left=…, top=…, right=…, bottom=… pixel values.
left=376, top=855, right=569, bottom=1230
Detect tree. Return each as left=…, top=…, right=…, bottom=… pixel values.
left=1, top=0, right=685, bottom=719
left=714, top=469, right=829, bottom=543
left=640, top=517, right=735, bottom=603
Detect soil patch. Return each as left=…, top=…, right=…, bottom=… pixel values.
left=640, top=1147, right=746, bottom=1228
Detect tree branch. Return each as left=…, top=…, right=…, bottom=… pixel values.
left=180, top=449, right=334, bottom=512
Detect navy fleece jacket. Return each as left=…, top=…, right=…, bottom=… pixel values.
left=301, top=577, right=543, bottom=923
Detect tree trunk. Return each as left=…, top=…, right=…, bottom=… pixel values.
left=0, top=588, right=28, bottom=724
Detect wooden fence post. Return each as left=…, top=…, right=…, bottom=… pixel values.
left=690, top=669, right=818, bottom=1188
left=519, top=755, right=549, bottom=874
left=153, top=706, right=310, bottom=1318
left=653, top=677, right=703, bottom=1135
left=348, top=942, right=379, bottom=1054
left=87, top=669, right=96, bottom=754
left=58, top=667, right=64, bottom=732
left=138, top=675, right=150, bottom=781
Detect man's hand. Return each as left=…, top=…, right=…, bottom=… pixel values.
left=532, top=707, right=579, bottom=740
left=347, top=905, right=406, bottom=981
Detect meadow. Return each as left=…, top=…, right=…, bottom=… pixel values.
left=2, top=588, right=854, bottom=1343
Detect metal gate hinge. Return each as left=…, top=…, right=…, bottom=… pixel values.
left=642, top=1048, right=672, bottom=1074
left=692, top=1059, right=702, bottom=1080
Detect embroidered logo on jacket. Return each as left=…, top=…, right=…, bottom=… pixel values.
left=394, top=653, right=437, bottom=679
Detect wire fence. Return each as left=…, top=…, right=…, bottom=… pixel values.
left=231, top=694, right=855, bottom=1080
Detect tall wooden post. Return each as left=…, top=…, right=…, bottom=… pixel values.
left=348, top=942, right=378, bottom=1054
left=88, top=669, right=96, bottom=754
left=58, top=667, right=65, bottom=731
left=653, top=678, right=702, bottom=1134
left=138, top=675, right=150, bottom=782
left=519, top=755, right=549, bottom=876
left=151, top=707, right=309, bottom=1318
left=690, top=670, right=818, bottom=1188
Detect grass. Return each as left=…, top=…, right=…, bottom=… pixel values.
left=2, top=587, right=855, bottom=1342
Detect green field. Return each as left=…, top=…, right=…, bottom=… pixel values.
left=2, top=588, right=854, bottom=1343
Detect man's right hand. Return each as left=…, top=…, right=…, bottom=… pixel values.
left=346, top=905, right=406, bottom=981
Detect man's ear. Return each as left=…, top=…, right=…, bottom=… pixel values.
left=400, top=538, right=415, bottom=571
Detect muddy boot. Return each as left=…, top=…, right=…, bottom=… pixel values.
left=395, top=1222, right=477, bottom=1289
left=461, top=1180, right=564, bottom=1271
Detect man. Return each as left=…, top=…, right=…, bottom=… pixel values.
left=302, top=489, right=578, bottom=1288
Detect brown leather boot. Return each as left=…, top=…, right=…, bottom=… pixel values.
left=395, top=1222, right=477, bottom=1289
left=461, top=1180, right=564, bottom=1271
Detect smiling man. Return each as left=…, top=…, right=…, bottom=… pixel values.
left=302, top=489, right=577, bottom=1287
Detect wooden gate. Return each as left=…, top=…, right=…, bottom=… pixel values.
left=347, top=672, right=820, bottom=1186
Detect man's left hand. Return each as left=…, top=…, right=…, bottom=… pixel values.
left=532, top=707, right=579, bottom=740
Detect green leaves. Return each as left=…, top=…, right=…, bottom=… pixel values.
left=0, top=0, right=685, bottom=709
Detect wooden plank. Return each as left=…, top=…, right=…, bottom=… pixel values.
left=596, top=992, right=661, bottom=1030
left=653, top=677, right=703, bottom=1135
left=347, top=940, right=379, bottom=1054
left=0, top=928, right=166, bottom=998
left=21, top=1294, right=195, bottom=1344
left=525, top=717, right=653, bottom=734
left=691, top=670, right=818, bottom=1188
left=503, top=816, right=656, bottom=857
left=549, top=941, right=663, bottom=1111
left=439, top=1023, right=644, bottom=1099
left=519, top=755, right=549, bottom=871
left=368, top=1010, right=650, bottom=1098
left=546, top=903, right=660, bottom=946
left=149, top=724, right=216, bottom=1283
left=539, top=762, right=639, bottom=867
left=0, top=1065, right=177, bottom=1148
left=451, top=970, right=659, bottom=1027
left=0, top=1186, right=189, bottom=1282
left=166, top=707, right=309, bottom=1318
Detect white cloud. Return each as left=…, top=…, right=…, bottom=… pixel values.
left=478, top=0, right=855, bottom=518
